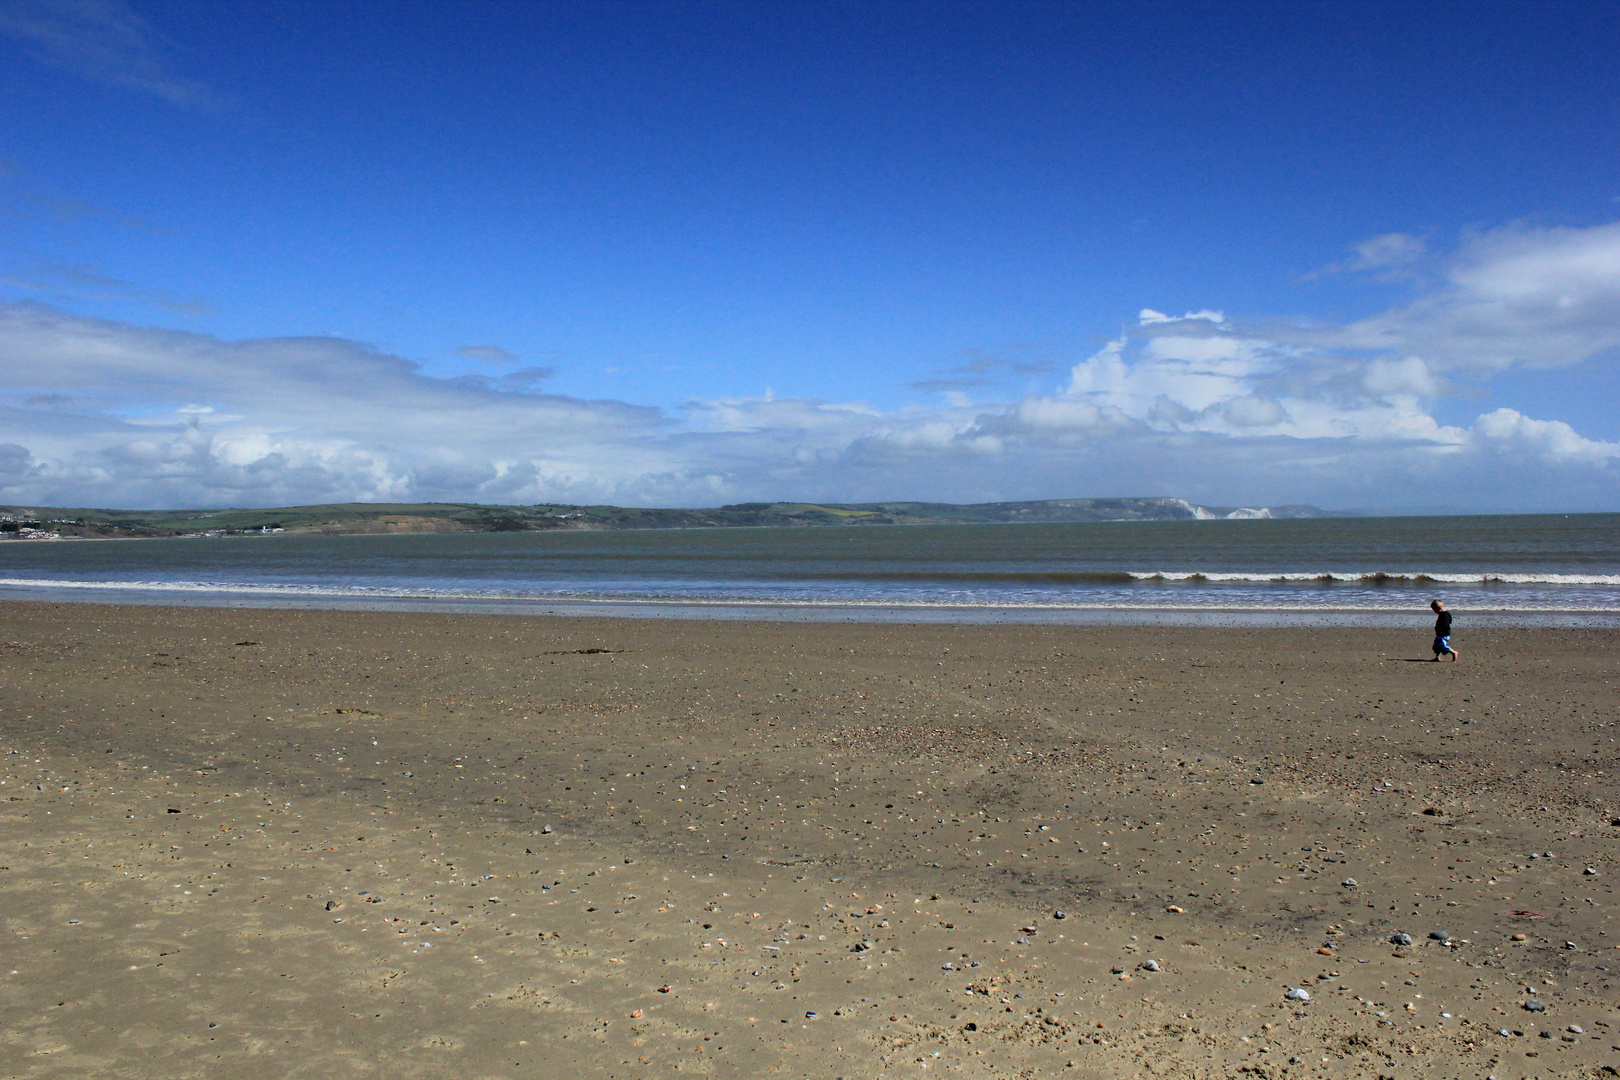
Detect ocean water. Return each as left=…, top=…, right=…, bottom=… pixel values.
left=1, top=513, right=1617, bottom=626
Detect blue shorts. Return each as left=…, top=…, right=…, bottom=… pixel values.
left=1433, top=635, right=1452, bottom=654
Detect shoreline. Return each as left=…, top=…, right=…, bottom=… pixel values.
left=2, top=586, right=1619, bottom=627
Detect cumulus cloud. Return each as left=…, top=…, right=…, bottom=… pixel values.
left=1040, top=313, right=1464, bottom=446
left=1471, top=408, right=1620, bottom=465
left=0, top=218, right=1617, bottom=511
left=1007, top=221, right=1620, bottom=449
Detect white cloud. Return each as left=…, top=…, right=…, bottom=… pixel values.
left=999, top=396, right=1113, bottom=434
left=1029, top=324, right=1467, bottom=450
left=0, top=303, right=669, bottom=506
left=1, top=219, right=1618, bottom=512
left=1471, top=408, right=1620, bottom=465
left=1362, top=356, right=1439, bottom=397
left=1138, top=308, right=1225, bottom=325
left=1337, top=221, right=1620, bottom=370
left=1019, top=221, right=1620, bottom=461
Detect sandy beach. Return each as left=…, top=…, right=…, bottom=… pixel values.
left=1, top=601, right=1615, bottom=1079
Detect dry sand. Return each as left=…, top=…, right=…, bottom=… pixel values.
left=1, top=601, right=1616, bottom=1079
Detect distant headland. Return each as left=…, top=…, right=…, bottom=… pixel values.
left=0, top=497, right=1348, bottom=540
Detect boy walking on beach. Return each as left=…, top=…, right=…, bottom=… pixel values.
left=1430, top=600, right=1458, bottom=661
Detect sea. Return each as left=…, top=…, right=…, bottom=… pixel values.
left=1, top=513, right=1617, bottom=626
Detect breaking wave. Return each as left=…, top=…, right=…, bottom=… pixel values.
left=1124, top=571, right=1620, bottom=586
left=781, top=570, right=1620, bottom=586
left=1, top=569, right=1617, bottom=606
left=5, top=569, right=1620, bottom=596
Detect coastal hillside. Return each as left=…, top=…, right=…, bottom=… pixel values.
left=0, top=496, right=1344, bottom=539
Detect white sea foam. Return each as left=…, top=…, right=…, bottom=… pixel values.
left=6, top=569, right=1616, bottom=593
left=1129, top=571, right=1620, bottom=585
left=1, top=574, right=1617, bottom=613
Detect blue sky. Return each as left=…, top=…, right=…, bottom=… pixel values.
left=2, top=0, right=1619, bottom=510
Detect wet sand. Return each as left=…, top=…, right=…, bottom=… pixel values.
left=1, top=601, right=1616, bottom=1079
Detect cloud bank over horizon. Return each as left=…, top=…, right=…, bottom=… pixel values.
left=3, top=221, right=1618, bottom=513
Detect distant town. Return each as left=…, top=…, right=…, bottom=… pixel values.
left=0, top=516, right=66, bottom=540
